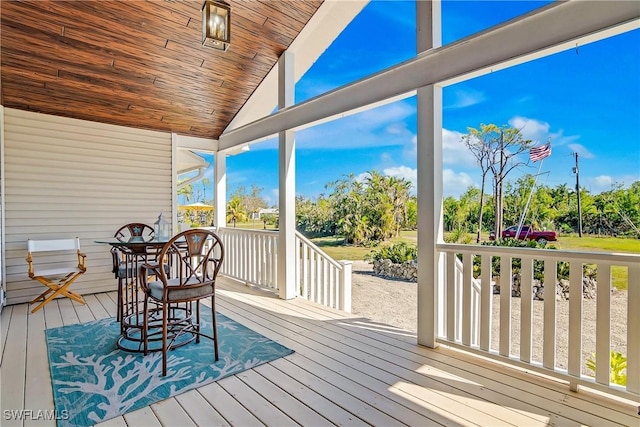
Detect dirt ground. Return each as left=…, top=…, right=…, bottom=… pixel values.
left=350, top=260, right=629, bottom=374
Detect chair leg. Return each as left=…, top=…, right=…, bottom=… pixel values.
left=211, top=295, right=219, bottom=361
left=195, top=301, right=201, bottom=344
left=142, top=297, right=149, bottom=356
left=162, top=303, right=168, bottom=376
left=116, top=277, right=123, bottom=324
left=29, top=281, right=86, bottom=314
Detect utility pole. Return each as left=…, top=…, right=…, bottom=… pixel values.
left=573, top=152, right=583, bottom=237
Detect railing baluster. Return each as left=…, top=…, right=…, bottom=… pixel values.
left=543, top=259, right=557, bottom=370
left=627, top=264, right=640, bottom=394
left=499, top=255, right=512, bottom=357
left=446, top=252, right=456, bottom=342
left=462, top=253, right=473, bottom=346
left=595, top=262, right=611, bottom=386
left=249, top=232, right=255, bottom=284
left=480, top=254, right=492, bottom=351
left=332, top=266, right=337, bottom=309
left=258, top=234, right=264, bottom=285
left=322, top=258, right=328, bottom=305
left=241, top=232, right=247, bottom=282
left=568, top=260, right=584, bottom=391
left=271, top=234, right=277, bottom=288
left=295, top=236, right=301, bottom=296
left=340, top=261, right=352, bottom=312
left=520, top=256, right=533, bottom=363
left=302, top=239, right=309, bottom=299
left=259, top=234, right=265, bottom=286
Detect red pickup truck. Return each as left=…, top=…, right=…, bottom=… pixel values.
left=489, top=225, right=557, bottom=244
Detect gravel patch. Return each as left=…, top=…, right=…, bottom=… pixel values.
left=350, top=260, right=629, bottom=375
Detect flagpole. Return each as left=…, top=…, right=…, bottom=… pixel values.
left=516, top=158, right=544, bottom=239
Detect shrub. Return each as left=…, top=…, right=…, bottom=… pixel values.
left=586, top=351, right=627, bottom=386
left=365, top=242, right=417, bottom=264
left=445, top=228, right=465, bottom=243
left=477, top=238, right=596, bottom=282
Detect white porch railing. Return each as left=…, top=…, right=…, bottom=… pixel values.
left=215, top=227, right=352, bottom=312
left=439, top=243, right=639, bottom=400
left=295, top=232, right=352, bottom=312
left=217, top=227, right=278, bottom=289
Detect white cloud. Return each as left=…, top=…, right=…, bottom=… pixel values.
left=355, top=172, right=370, bottom=183
left=443, top=169, right=476, bottom=198
left=383, top=166, right=417, bottom=192
left=406, top=129, right=477, bottom=167
left=567, top=143, right=594, bottom=159
left=444, top=88, right=486, bottom=109
left=509, top=116, right=550, bottom=142
left=588, top=175, right=614, bottom=193
left=508, top=116, right=581, bottom=147
left=442, top=129, right=478, bottom=166
left=585, top=174, right=640, bottom=194
left=294, top=100, right=416, bottom=150
left=378, top=166, right=474, bottom=198
left=380, top=152, right=393, bottom=162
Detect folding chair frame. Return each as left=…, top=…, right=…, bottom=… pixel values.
left=26, top=238, right=87, bottom=314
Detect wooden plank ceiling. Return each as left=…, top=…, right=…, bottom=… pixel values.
left=0, top=0, right=322, bottom=139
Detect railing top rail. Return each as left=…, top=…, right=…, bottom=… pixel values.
left=295, top=231, right=344, bottom=269
left=438, top=242, right=640, bottom=265
left=217, top=227, right=278, bottom=237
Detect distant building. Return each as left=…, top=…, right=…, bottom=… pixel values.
left=250, top=208, right=278, bottom=220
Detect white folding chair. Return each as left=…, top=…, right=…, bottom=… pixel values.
left=26, top=238, right=87, bottom=313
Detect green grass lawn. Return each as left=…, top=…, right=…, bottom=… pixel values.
left=309, top=236, right=375, bottom=261
left=553, top=235, right=639, bottom=290
left=553, top=235, right=640, bottom=253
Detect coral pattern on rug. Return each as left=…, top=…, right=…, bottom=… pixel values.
left=45, top=310, right=293, bottom=427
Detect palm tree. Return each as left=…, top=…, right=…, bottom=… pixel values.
left=226, top=197, right=247, bottom=227
left=388, top=176, right=412, bottom=237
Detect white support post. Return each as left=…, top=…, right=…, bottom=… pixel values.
left=625, top=264, right=639, bottom=394
left=339, top=260, right=352, bottom=313
left=0, top=105, right=5, bottom=310
left=171, top=133, right=178, bottom=232
left=416, top=0, right=442, bottom=348
left=278, top=51, right=296, bottom=300
left=214, top=153, right=226, bottom=229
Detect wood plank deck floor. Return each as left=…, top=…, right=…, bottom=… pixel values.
left=1, top=277, right=638, bottom=426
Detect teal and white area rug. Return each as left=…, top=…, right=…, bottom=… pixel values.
left=45, top=310, right=293, bottom=427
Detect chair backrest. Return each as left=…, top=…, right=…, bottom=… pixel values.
left=114, top=223, right=154, bottom=242
left=28, top=238, right=81, bottom=253
left=156, top=229, right=224, bottom=289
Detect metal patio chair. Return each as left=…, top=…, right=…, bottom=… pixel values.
left=112, top=223, right=155, bottom=323
left=140, top=228, right=224, bottom=376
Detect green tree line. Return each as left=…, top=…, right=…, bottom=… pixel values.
left=296, top=172, right=640, bottom=244
left=443, top=179, right=640, bottom=238
left=297, top=171, right=416, bottom=245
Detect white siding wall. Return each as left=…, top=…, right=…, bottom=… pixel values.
left=3, top=108, right=172, bottom=305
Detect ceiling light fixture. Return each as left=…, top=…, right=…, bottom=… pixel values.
left=202, top=0, right=231, bottom=51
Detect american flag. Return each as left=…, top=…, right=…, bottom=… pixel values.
left=529, top=142, right=551, bottom=162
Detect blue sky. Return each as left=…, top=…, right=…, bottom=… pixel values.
left=185, top=1, right=640, bottom=207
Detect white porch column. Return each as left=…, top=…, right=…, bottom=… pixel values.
left=278, top=51, right=296, bottom=300
left=214, top=153, right=226, bottom=228
left=416, top=0, right=443, bottom=348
